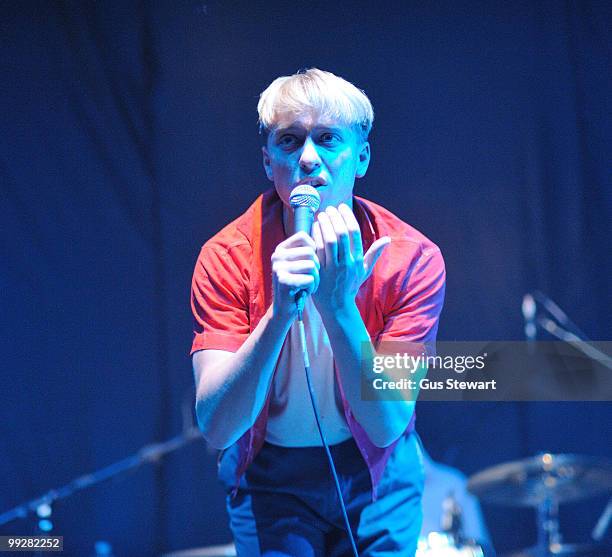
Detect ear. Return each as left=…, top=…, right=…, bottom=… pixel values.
left=355, top=141, right=371, bottom=178
left=262, top=146, right=274, bottom=181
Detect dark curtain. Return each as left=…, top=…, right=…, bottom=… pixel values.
left=1, top=1, right=610, bottom=554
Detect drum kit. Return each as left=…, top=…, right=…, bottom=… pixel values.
left=162, top=452, right=612, bottom=557
left=467, top=453, right=612, bottom=557
left=418, top=453, right=612, bottom=556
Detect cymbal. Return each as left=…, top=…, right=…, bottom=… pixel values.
left=467, top=453, right=612, bottom=507
left=504, top=542, right=612, bottom=556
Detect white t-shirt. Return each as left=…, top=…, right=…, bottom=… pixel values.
left=265, top=297, right=352, bottom=447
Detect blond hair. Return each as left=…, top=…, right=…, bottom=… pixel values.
left=257, top=68, right=374, bottom=140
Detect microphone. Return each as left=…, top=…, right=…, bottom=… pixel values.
left=290, top=184, right=321, bottom=234
left=522, top=293, right=537, bottom=343
left=289, top=185, right=321, bottom=313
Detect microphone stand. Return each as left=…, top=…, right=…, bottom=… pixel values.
left=536, top=317, right=612, bottom=371
left=592, top=495, right=612, bottom=541
left=523, top=292, right=612, bottom=553
left=0, top=427, right=202, bottom=528
left=523, top=291, right=612, bottom=371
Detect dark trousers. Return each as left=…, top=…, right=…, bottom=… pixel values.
left=218, top=432, right=424, bottom=556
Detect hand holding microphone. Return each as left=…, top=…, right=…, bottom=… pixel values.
left=271, top=184, right=391, bottom=320
left=270, top=185, right=321, bottom=319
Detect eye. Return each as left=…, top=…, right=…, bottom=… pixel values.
left=278, top=134, right=298, bottom=148
left=319, top=132, right=339, bottom=145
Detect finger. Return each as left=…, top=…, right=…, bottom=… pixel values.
left=326, top=206, right=351, bottom=264
left=288, top=275, right=317, bottom=296
left=363, top=237, right=391, bottom=279
left=317, top=211, right=338, bottom=266
left=312, top=221, right=326, bottom=268
left=279, top=231, right=316, bottom=250
left=288, top=284, right=316, bottom=298
left=273, top=246, right=320, bottom=268
left=278, top=272, right=315, bottom=290
left=280, top=259, right=320, bottom=276
left=338, top=203, right=363, bottom=261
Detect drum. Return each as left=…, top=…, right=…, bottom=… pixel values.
left=161, top=543, right=237, bottom=557
left=417, top=532, right=484, bottom=556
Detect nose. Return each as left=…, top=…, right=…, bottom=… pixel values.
left=298, top=137, right=322, bottom=173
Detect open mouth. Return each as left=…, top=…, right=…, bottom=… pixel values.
left=298, top=179, right=327, bottom=188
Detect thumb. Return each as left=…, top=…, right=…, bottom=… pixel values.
left=363, top=236, right=391, bottom=279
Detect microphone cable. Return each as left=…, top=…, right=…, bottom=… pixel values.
left=295, top=293, right=360, bottom=557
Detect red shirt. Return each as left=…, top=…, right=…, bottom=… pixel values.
left=191, top=189, right=446, bottom=499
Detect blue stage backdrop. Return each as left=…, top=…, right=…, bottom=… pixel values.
left=1, top=1, right=611, bottom=555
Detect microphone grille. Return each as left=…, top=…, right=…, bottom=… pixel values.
left=289, top=185, right=321, bottom=211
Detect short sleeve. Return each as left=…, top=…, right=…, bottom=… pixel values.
left=190, top=244, right=250, bottom=355
left=377, top=246, right=446, bottom=346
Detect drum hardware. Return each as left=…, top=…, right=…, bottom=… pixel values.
left=416, top=532, right=485, bottom=556
left=441, top=492, right=464, bottom=538
left=417, top=492, right=486, bottom=556
left=468, top=453, right=612, bottom=557
left=161, top=543, right=237, bottom=557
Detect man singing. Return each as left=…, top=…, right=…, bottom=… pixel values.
left=191, top=68, right=445, bottom=556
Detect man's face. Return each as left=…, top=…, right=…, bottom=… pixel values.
left=262, top=111, right=371, bottom=212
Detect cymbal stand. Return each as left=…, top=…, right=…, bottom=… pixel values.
left=536, top=496, right=561, bottom=556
